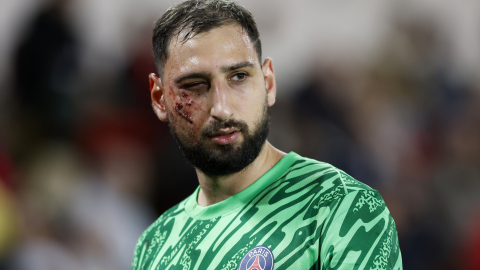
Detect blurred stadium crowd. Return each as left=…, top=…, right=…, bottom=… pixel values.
left=0, top=0, right=479, bottom=269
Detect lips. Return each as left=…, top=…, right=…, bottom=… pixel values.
left=209, top=129, right=241, bottom=145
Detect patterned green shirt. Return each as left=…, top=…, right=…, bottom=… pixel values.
left=132, top=152, right=402, bottom=270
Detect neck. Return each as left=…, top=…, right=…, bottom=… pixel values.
left=196, top=141, right=286, bottom=206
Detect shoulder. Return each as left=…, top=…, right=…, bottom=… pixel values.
left=262, top=153, right=386, bottom=225
left=139, top=196, right=188, bottom=241
left=275, top=153, right=391, bottom=220
left=282, top=153, right=375, bottom=196
left=283, top=156, right=402, bottom=269
left=132, top=197, right=189, bottom=269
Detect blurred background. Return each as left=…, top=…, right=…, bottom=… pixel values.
left=0, top=0, right=479, bottom=269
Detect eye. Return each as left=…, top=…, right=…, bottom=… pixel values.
left=185, top=82, right=203, bottom=88
left=183, top=81, right=209, bottom=91
left=231, top=72, right=248, bottom=82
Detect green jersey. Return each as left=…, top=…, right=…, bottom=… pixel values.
left=132, top=152, right=402, bottom=270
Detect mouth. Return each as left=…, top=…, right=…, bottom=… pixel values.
left=208, top=128, right=239, bottom=137
left=208, top=128, right=241, bottom=145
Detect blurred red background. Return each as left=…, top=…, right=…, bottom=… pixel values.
left=0, top=0, right=479, bottom=269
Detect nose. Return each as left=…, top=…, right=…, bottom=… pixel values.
left=209, top=81, right=233, bottom=122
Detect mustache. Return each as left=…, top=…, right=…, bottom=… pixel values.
left=201, top=119, right=249, bottom=138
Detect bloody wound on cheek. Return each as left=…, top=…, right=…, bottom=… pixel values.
left=174, top=93, right=194, bottom=124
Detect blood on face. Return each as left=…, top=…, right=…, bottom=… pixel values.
left=174, top=92, right=195, bottom=124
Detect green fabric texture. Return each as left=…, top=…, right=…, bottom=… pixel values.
left=132, top=152, right=403, bottom=270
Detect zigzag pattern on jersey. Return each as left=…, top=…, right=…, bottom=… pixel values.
left=132, top=158, right=400, bottom=270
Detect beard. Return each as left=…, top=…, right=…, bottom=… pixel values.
left=169, top=102, right=270, bottom=176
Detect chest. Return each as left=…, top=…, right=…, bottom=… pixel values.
left=139, top=211, right=323, bottom=270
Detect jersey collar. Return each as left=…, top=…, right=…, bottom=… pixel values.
left=184, top=152, right=299, bottom=220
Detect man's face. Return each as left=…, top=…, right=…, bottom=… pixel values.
left=151, top=24, right=276, bottom=175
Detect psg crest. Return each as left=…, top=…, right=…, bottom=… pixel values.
left=238, top=245, right=274, bottom=270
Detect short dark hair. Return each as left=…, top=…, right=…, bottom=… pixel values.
left=152, top=0, right=262, bottom=77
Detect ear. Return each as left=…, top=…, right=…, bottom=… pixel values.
left=262, top=58, right=277, bottom=107
left=149, top=73, right=168, bottom=122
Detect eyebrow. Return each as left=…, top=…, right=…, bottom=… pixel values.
left=220, top=61, right=255, bottom=73
left=173, top=61, right=256, bottom=85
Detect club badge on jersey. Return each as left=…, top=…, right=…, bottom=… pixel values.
left=238, top=245, right=274, bottom=270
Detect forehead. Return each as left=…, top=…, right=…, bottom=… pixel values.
left=164, top=24, right=258, bottom=75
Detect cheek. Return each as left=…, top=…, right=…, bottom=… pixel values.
left=165, top=87, right=207, bottom=127
left=237, top=87, right=265, bottom=119
left=173, top=93, right=194, bottom=124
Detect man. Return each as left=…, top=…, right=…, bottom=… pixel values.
left=132, top=0, right=402, bottom=269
